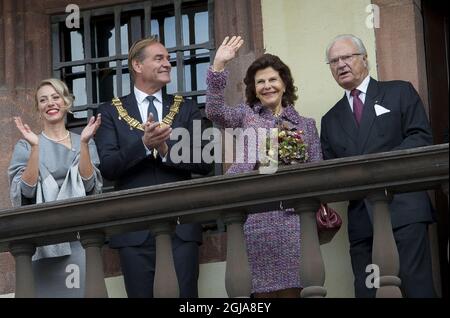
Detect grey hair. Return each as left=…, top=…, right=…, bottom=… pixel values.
left=325, top=34, right=368, bottom=63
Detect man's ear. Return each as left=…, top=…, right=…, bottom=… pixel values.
left=132, top=59, right=142, bottom=75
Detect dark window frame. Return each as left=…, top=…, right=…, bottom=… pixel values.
left=51, top=0, right=215, bottom=128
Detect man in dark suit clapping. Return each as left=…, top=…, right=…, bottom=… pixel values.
left=95, top=37, right=212, bottom=298
left=320, top=34, right=436, bottom=298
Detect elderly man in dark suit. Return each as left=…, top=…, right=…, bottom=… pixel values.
left=320, top=34, right=436, bottom=298
left=95, top=37, right=212, bottom=298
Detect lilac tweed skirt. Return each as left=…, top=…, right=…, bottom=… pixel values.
left=243, top=208, right=301, bottom=293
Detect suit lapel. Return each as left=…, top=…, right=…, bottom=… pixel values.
left=121, top=93, right=144, bottom=137
left=123, top=92, right=142, bottom=122
left=356, top=78, right=379, bottom=153
left=162, top=94, right=173, bottom=119
left=337, top=95, right=358, bottom=145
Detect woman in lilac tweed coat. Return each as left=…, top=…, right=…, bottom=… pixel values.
left=206, top=36, right=323, bottom=297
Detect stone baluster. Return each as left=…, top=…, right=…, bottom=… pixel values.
left=223, top=212, right=251, bottom=298
left=150, top=222, right=179, bottom=298
left=9, top=242, right=36, bottom=298
left=367, top=191, right=402, bottom=298
left=79, top=231, right=108, bottom=298
left=295, top=201, right=326, bottom=298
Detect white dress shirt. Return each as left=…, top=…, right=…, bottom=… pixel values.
left=134, top=86, right=163, bottom=123
left=133, top=86, right=167, bottom=160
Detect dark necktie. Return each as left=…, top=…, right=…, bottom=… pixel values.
left=146, top=95, right=159, bottom=122
left=351, top=89, right=363, bottom=126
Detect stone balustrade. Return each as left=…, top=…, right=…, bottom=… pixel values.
left=0, top=144, right=448, bottom=298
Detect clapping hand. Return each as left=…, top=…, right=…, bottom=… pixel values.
left=142, top=113, right=172, bottom=151
left=14, top=116, right=39, bottom=146
left=81, top=114, right=102, bottom=144
left=213, top=36, right=244, bottom=72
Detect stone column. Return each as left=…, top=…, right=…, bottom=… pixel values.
left=9, top=242, right=36, bottom=298
left=0, top=0, right=52, bottom=210
left=373, top=0, right=430, bottom=115
left=222, top=212, right=251, bottom=298
left=295, top=201, right=326, bottom=298
left=150, top=222, right=179, bottom=298
left=79, top=231, right=108, bottom=298
left=367, top=191, right=402, bottom=298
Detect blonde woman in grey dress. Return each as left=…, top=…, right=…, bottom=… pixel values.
left=8, top=78, right=103, bottom=297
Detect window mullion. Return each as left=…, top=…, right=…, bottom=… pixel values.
left=114, top=6, right=122, bottom=97
left=208, top=0, right=215, bottom=50
left=130, top=15, right=142, bottom=45
left=52, top=23, right=61, bottom=78
left=188, top=11, right=197, bottom=92
left=144, top=3, right=152, bottom=37
left=83, top=11, right=93, bottom=106
left=174, top=0, right=184, bottom=93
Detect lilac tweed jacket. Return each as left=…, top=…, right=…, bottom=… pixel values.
left=205, top=67, right=323, bottom=173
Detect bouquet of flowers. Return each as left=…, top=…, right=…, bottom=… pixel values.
left=263, top=127, right=309, bottom=166
left=277, top=129, right=308, bottom=165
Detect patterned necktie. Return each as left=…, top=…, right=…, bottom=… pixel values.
left=146, top=95, right=159, bottom=122
left=351, top=89, right=363, bottom=126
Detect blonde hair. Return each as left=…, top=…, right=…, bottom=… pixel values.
left=128, top=36, right=160, bottom=79
left=35, top=78, right=73, bottom=112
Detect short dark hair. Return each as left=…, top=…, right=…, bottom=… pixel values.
left=243, top=54, right=298, bottom=108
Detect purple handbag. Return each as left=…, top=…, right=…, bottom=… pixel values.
left=316, top=204, right=342, bottom=244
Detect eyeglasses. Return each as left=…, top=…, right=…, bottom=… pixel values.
left=327, top=53, right=363, bottom=66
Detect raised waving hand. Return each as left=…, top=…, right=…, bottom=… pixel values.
left=213, top=36, right=244, bottom=72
